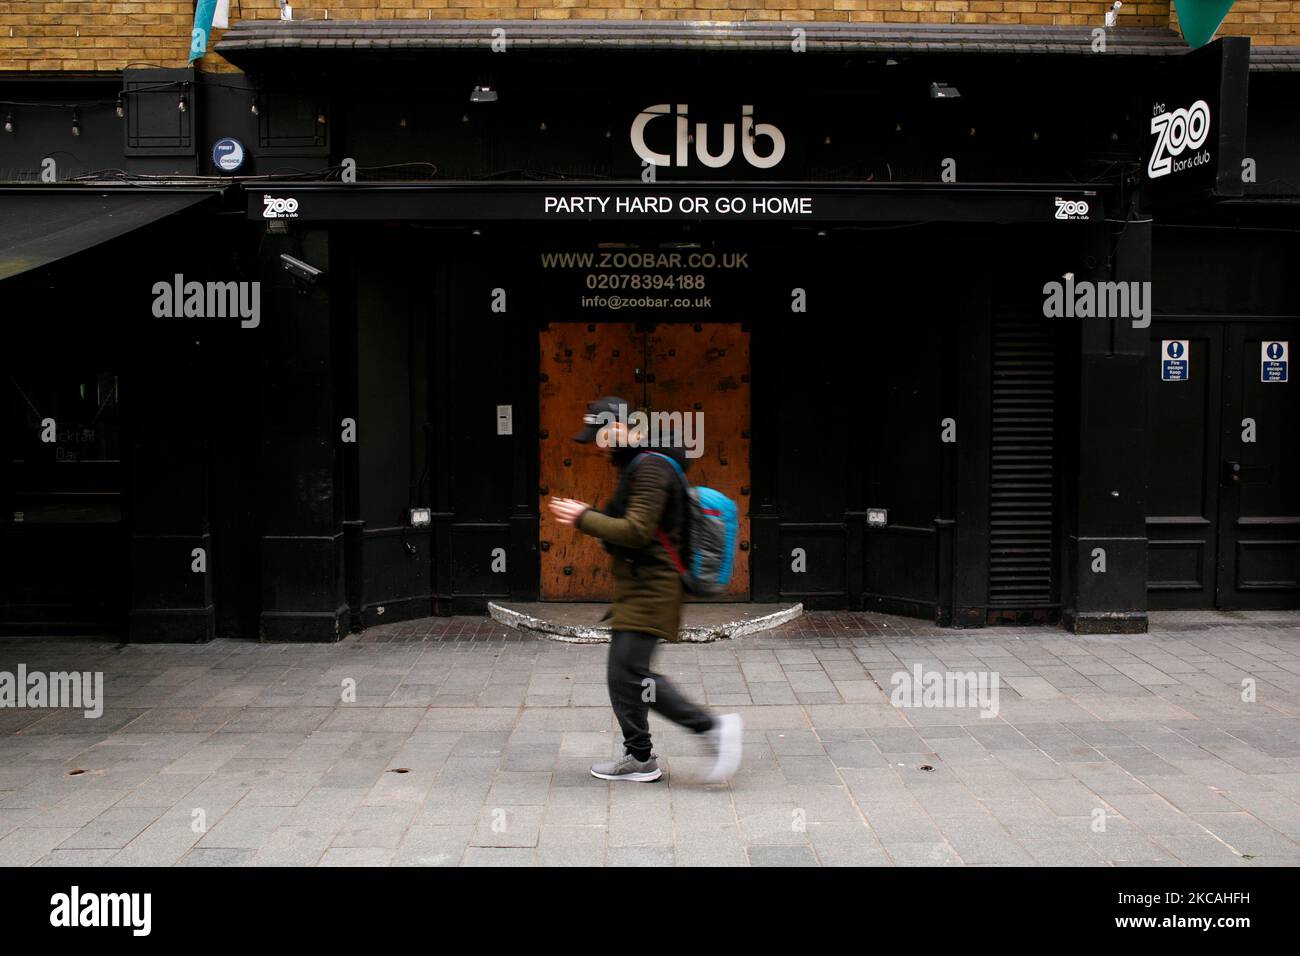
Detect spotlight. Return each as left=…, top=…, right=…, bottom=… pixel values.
left=930, top=82, right=961, bottom=100
left=3, top=113, right=12, bottom=134
left=469, top=85, right=498, bottom=104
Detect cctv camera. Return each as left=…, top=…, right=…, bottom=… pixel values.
left=280, top=253, right=325, bottom=284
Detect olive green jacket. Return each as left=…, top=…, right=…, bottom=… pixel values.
left=576, top=454, right=685, bottom=642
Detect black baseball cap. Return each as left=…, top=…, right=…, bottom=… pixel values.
left=574, top=396, right=631, bottom=443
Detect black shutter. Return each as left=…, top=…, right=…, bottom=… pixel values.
left=988, top=318, right=1057, bottom=612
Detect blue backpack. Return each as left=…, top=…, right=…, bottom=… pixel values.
left=632, top=451, right=739, bottom=596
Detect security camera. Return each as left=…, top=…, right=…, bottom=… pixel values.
left=280, top=253, right=325, bottom=285
left=1105, top=1, right=1121, bottom=27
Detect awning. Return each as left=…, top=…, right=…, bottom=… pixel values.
left=214, top=20, right=1300, bottom=71
left=0, top=188, right=222, bottom=281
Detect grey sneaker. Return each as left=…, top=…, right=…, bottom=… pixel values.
left=590, top=752, right=662, bottom=782
left=699, top=714, right=744, bottom=783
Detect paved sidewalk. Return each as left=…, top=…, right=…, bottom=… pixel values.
left=1, top=611, right=1299, bottom=867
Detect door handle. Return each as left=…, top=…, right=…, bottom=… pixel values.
left=1223, top=461, right=1242, bottom=484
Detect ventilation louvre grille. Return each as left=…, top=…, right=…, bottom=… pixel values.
left=988, top=319, right=1057, bottom=608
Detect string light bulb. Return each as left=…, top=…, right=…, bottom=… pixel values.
left=3, top=113, right=13, bottom=134
left=71, top=110, right=80, bottom=137
left=115, top=95, right=124, bottom=118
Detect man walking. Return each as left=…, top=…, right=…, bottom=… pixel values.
left=547, top=396, right=743, bottom=784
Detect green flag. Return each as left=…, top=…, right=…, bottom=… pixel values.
left=1175, top=0, right=1238, bottom=49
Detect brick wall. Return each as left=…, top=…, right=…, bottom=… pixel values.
left=1, top=1, right=1297, bottom=73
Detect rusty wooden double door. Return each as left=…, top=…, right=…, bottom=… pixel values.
left=538, top=322, right=751, bottom=600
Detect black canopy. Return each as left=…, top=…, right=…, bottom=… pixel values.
left=0, top=188, right=221, bottom=281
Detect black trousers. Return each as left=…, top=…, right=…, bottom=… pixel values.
left=607, top=629, right=713, bottom=758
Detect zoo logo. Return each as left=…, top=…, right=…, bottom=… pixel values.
left=1053, top=197, right=1090, bottom=221
left=262, top=195, right=300, bottom=219
left=1148, top=100, right=1211, bottom=179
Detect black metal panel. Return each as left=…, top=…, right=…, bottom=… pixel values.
left=778, top=524, right=846, bottom=600
left=123, top=68, right=196, bottom=157
left=863, top=525, right=937, bottom=611
left=257, top=89, right=329, bottom=154
left=359, top=526, right=432, bottom=627
left=451, top=523, right=513, bottom=598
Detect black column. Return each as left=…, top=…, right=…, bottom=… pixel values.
left=1064, top=218, right=1151, bottom=634
left=950, top=268, right=992, bottom=628
left=257, top=228, right=348, bottom=642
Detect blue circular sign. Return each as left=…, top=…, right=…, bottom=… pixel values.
left=1267, top=342, right=1284, bottom=360
left=212, top=138, right=246, bottom=173
left=1167, top=341, right=1184, bottom=358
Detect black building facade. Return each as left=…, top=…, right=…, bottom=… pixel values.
left=2, top=22, right=1297, bottom=642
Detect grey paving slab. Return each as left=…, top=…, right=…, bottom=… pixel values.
left=250, top=826, right=335, bottom=866
left=60, top=806, right=165, bottom=850
left=747, top=844, right=819, bottom=866
left=392, top=825, right=472, bottom=867
left=471, top=805, right=543, bottom=848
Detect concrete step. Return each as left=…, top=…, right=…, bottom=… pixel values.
left=488, top=601, right=803, bottom=644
